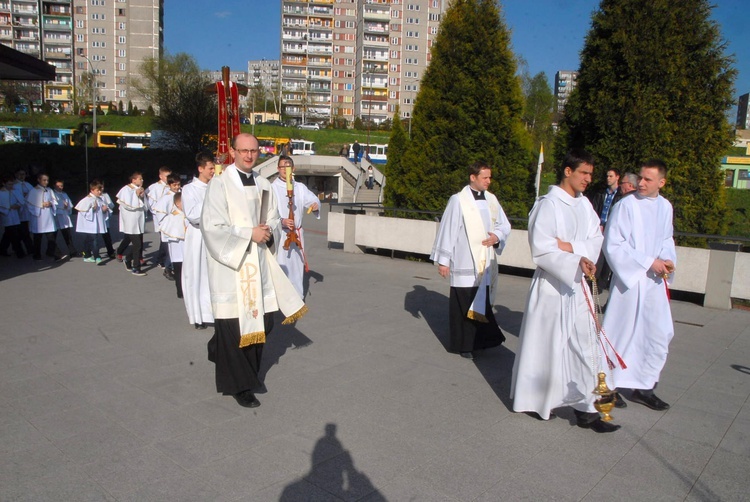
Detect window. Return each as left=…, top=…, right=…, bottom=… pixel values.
left=119, top=77, right=126, bottom=84
left=390, top=50, right=399, bottom=58
left=119, top=63, right=126, bottom=71
left=389, top=91, right=396, bottom=98
left=403, top=98, right=412, bottom=104
left=76, top=34, right=84, bottom=42
left=407, top=4, right=420, bottom=10
left=118, top=36, right=126, bottom=43
left=119, top=22, right=126, bottom=30
left=118, top=49, right=126, bottom=57
left=76, top=20, right=84, bottom=28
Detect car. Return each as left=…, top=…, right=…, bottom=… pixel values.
left=298, top=122, right=320, bottom=130
left=262, top=119, right=286, bottom=127
left=240, top=117, right=251, bottom=124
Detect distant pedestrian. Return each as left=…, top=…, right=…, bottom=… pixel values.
left=367, top=166, right=374, bottom=189
left=352, top=140, right=361, bottom=163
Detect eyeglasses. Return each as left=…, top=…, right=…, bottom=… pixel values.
left=234, top=148, right=259, bottom=155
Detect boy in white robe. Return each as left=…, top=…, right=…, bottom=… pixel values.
left=146, top=166, right=172, bottom=268
left=26, top=173, right=63, bottom=261
left=0, top=175, right=26, bottom=258
left=511, top=150, right=620, bottom=433
left=431, top=161, right=511, bottom=359
left=53, top=179, right=78, bottom=257
left=271, top=155, right=320, bottom=299
left=116, top=172, right=147, bottom=276
left=201, top=133, right=306, bottom=409
left=0, top=175, right=25, bottom=257
left=602, top=159, right=676, bottom=411
left=12, top=168, right=34, bottom=254
left=152, top=174, right=181, bottom=280
left=181, top=152, right=216, bottom=329
left=161, top=192, right=187, bottom=299
left=75, top=180, right=107, bottom=264
left=100, top=188, right=116, bottom=258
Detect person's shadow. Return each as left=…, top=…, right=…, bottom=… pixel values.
left=258, top=313, right=314, bottom=390
left=280, top=423, right=384, bottom=501
left=303, top=269, right=324, bottom=300
left=404, top=284, right=522, bottom=412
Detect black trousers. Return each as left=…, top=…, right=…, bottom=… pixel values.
left=32, top=232, right=57, bottom=259
left=101, top=229, right=115, bottom=255
left=122, top=233, right=143, bottom=270
left=172, top=261, right=183, bottom=298
left=448, top=286, right=505, bottom=353
left=0, top=224, right=24, bottom=257
left=208, top=314, right=275, bottom=395
left=18, top=220, right=33, bottom=254
left=57, top=227, right=76, bottom=254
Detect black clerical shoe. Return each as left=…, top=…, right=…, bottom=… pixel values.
left=614, top=392, right=627, bottom=409
left=577, top=418, right=621, bottom=433
left=194, top=323, right=207, bottom=330
left=629, top=390, right=670, bottom=411
left=234, top=391, right=260, bottom=408
left=460, top=352, right=474, bottom=360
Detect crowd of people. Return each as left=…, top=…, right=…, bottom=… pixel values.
left=433, top=151, right=676, bottom=434
left=2, top=139, right=677, bottom=424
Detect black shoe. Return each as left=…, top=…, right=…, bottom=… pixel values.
left=577, top=418, right=621, bottom=433
left=194, top=323, right=207, bottom=330
left=233, top=390, right=260, bottom=408
left=163, top=269, right=175, bottom=281
left=460, top=352, right=474, bottom=360
left=614, top=392, right=627, bottom=409
left=629, top=390, right=670, bottom=411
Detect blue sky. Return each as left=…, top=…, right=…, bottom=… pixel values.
left=164, top=0, right=750, bottom=109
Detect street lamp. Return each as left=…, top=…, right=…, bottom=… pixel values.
left=365, top=70, right=372, bottom=152
left=81, top=55, right=97, bottom=136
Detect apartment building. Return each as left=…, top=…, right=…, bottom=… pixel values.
left=737, top=92, right=749, bottom=131
left=249, top=58, right=281, bottom=114
left=1, top=0, right=74, bottom=111
left=73, top=0, right=163, bottom=112
left=280, top=0, right=446, bottom=126
left=1, top=0, right=162, bottom=113
left=554, top=70, right=577, bottom=115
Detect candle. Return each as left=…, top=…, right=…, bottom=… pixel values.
left=286, top=167, right=293, bottom=190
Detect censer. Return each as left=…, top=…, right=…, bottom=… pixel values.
left=592, top=372, right=616, bottom=422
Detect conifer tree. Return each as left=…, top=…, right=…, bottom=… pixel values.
left=399, top=0, right=532, bottom=216
left=383, top=105, right=409, bottom=208
left=557, top=0, right=736, bottom=236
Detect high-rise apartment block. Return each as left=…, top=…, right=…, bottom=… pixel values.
left=737, top=93, right=749, bottom=130
left=0, top=0, right=162, bottom=113
left=280, top=0, right=447, bottom=126
left=73, top=0, right=163, bottom=112
left=554, top=70, right=578, bottom=115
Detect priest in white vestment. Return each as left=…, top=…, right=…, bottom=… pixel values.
left=270, top=155, right=320, bottom=299
left=26, top=173, right=62, bottom=261
left=201, top=133, right=306, bottom=408
left=181, top=152, right=216, bottom=329
left=511, top=150, right=620, bottom=433
left=602, top=160, right=676, bottom=411
left=431, top=161, right=511, bottom=359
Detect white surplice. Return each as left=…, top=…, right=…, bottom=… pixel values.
left=0, top=188, right=22, bottom=226
left=161, top=207, right=186, bottom=263
left=116, top=184, right=146, bottom=234
left=153, top=191, right=177, bottom=242
left=602, top=193, right=676, bottom=390
left=146, top=181, right=170, bottom=232
left=13, top=180, right=33, bottom=222
left=26, top=186, right=57, bottom=233
left=181, top=177, right=214, bottom=325
left=270, top=177, right=320, bottom=298
left=511, top=185, right=603, bottom=419
left=74, top=193, right=106, bottom=234
left=201, top=164, right=305, bottom=345
left=53, top=190, right=73, bottom=229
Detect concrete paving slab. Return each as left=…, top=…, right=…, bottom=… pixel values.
left=1, top=207, right=749, bottom=501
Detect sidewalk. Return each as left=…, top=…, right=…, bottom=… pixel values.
left=1, top=210, right=748, bottom=501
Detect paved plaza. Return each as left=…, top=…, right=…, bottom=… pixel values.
left=1, top=206, right=749, bottom=501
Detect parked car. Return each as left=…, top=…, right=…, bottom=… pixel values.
left=240, top=116, right=251, bottom=124
left=262, top=120, right=286, bottom=127
left=298, top=122, right=320, bottom=130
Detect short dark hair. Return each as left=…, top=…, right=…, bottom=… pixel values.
left=606, top=168, right=620, bottom=178
left=166, top=173, right=181, bottom=185
left=90, top=179, right=104, bottom=191
left=641, top=159, right=667, bottom=178
left=129, top=171, right=142, bottom=182
left=158, top=166, right=172, bottom=175
left=557, top=150, right=595, bottom=183
left=195, top=151, right=214, bottom=167
left=468, top=160, right=491, bottom=179
left=278, top=155, right=294, bottom=167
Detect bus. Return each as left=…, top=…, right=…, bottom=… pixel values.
left=257, top=137, right=291, bottom=156
left=96, top=131, right=151, bottom=149
left=0, top=126, right=75, bottom=145
left=291, top=138, right=316, bottom=156
left=348, top=143, right=388, bottom=164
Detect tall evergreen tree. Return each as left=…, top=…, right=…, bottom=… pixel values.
left=383, top=105, right=409, bottom=208
left=522, top=72, right=555, bottom=158
left=557, top=0, right=736, bottom=236
left=399, top=0, right=532, bottom=216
